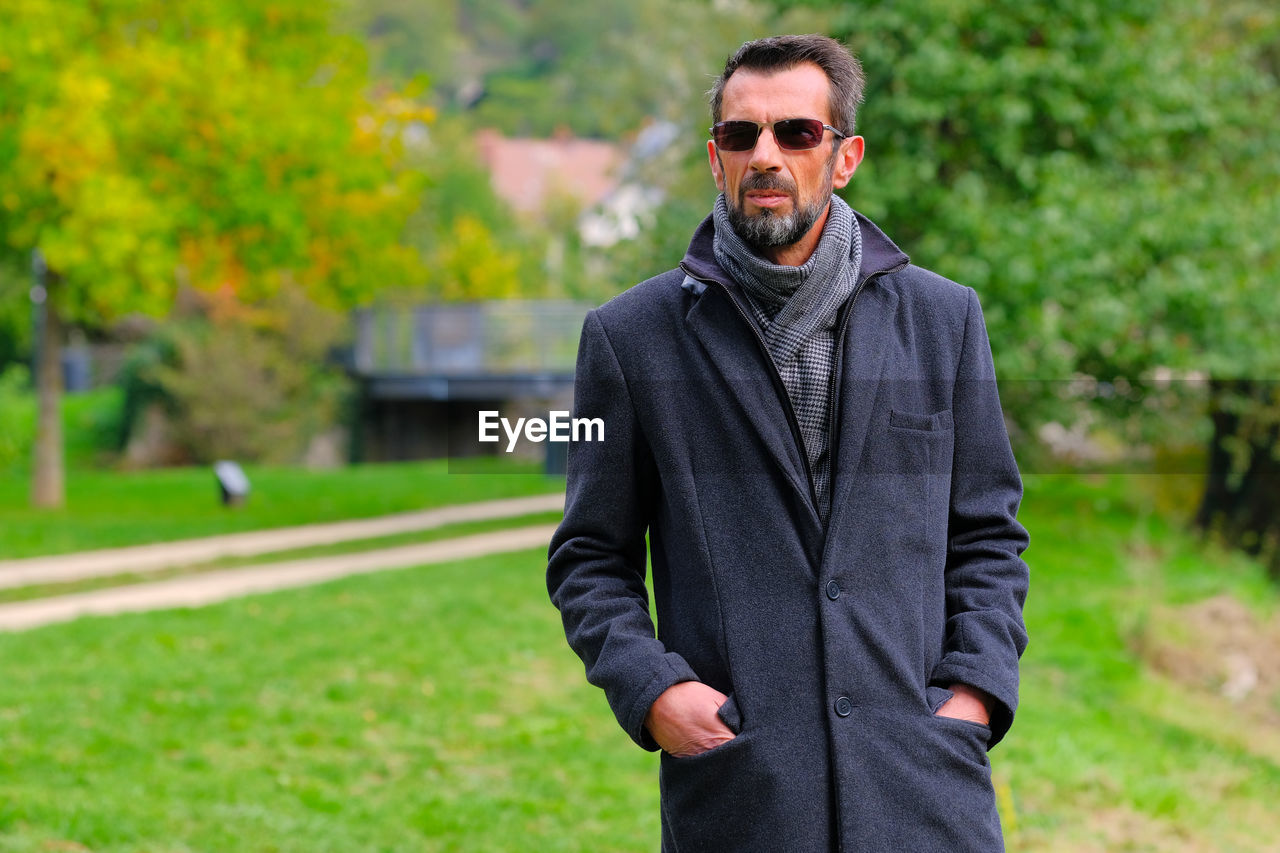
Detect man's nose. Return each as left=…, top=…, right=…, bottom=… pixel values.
left=748, top=126, right=784, bottom=172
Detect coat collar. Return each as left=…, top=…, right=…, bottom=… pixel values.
left=678, top=201, right=909, bottom=535
left=678, top=203, right=909, bottom=294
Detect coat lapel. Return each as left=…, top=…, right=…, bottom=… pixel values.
left=685, top=285, right=817, bottom=517
left=826, top=282, right=899, bottom=534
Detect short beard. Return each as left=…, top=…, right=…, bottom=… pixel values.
left=723, top=150, right=837, bottom=250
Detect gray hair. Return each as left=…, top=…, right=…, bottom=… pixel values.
left=708, top=34, right=866, bottom=136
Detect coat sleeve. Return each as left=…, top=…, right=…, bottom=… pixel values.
left=930, top=287, right=1031, bottom=747
left=547, top=309, right=699, bottom=750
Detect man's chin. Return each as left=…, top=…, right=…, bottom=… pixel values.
left=725, top=195, right=820, bottom=249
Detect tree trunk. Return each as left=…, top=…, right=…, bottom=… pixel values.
left=31, top=273, right=64, bottom=509
left=1195, top=379, right=1280, bottom=579
left=1195, top=379, right=1244, bottom=531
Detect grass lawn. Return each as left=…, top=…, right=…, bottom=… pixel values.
left=0, top=474, right=1277, bottom=850
left=0, top=547, right=656, bottom=852
left=1001, top=473, right=1280, bottom=851
left=0, top=459, right=564, bottom=559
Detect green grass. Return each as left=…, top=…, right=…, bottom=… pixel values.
left=0, top=548, right=653, bottom=852
left=0, top=474, right=1277, bottom=850
left=0, top=459, right=564, bottom=559
left=998, top=473, right=1280, bottom=850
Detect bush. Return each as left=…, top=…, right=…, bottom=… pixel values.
left=0, top=363, right=128, bottom=474
left=0, top=363, right=34, bottom=471
left=121, top=288, right=352, bottom=465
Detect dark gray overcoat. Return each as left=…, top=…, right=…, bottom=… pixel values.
left=547, top=210, right=1030, bottom=852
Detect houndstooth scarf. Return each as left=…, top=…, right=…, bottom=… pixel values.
left=712, top=192, right=863, bottom=522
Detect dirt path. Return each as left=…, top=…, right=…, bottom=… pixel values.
left=0, top=493, right=565, bottom=590
left=0, top=523, right=558, bottom=632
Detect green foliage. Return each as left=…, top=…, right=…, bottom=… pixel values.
left=114, top=331, right=179, bottom=453
left=0, top=366, right=120, bottom=474
left=127, top=288, right=352, bottom=465
left=0, top=363, right=34, bottom=470
left=596, top=183, right=717, bottom=295
left=0, top=257, right=32, bottom=370
left=771, top=0, right=1280, bottom=569
left=425, top=215, right=527, bottom=299
left=64, top=384, right=127, bottom=471
left=768, top=0, right=1279, bottom=429
left=342, top=0, right=757, bottom=138
left=0, top=0, right=433, bottom=325
left=405, top=120, right=514, bottom=235
left=334, top=1, right=842, bottom=305
left=398, top=117, right=544, bottom=300
left=336, top=0, right=810, bottom=305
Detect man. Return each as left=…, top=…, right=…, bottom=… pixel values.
left=547, top=34, right=1029, bottom=852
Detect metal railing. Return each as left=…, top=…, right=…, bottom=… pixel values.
left=353, top=301, right=592, bottom=376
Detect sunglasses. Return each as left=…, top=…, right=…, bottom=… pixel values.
left=710, top=118, right=847, bottom=152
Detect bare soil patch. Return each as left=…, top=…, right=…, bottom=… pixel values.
left=1135, top=594, right=1280, bottom=724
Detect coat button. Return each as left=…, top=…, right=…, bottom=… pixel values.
left=825, top=580, right=841, bottom=600
left=834, top=696, right=852, bottom=717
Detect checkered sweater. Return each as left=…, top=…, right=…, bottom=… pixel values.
left=712, top=194, right=863, bottom=522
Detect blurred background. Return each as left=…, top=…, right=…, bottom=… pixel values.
left=0, top=1, right=1278, bottom=850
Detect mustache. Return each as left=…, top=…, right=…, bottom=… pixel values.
left=739, top=172, right=798, bottom=195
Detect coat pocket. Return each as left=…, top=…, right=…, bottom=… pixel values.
left=660, top=730, right=777, bottom=850
left=889, top=407, right=954, bottom=432
left=927, top=687, right=994, bottom=742
left=836, top=710, right=1002, bottom=851
left=715, top=692, right=743, bottom=734
left=930, top=709, right=994, bottom=746
left=926, top=684, right=954, bottom=714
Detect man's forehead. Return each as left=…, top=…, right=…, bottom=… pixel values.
left=720, top=62, right=832, bottom=121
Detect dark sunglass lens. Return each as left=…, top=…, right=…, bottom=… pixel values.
left=775, top=119, right=825, bottom=150
left=714, top=122, right=760, bottom=151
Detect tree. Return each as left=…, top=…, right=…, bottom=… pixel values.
left=0, top=0, right=432, bottom=506
left=341, top=0, right=743, bottom=137
left=765, top=0, right=1280, bottom=570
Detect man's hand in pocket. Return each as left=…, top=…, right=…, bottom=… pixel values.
left=644, top=681, right=737, bottom=757
left=933, top=683, right=992, bottom=727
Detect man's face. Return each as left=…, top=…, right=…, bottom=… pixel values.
left=709, top=62, right=864, bottom=251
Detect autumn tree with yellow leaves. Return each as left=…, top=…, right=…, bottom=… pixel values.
left=0, top=1, right=434, bottom=506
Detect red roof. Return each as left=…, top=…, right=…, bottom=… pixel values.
left=476, top=129, right=623, bottom=215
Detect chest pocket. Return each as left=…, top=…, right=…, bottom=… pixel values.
left=889, top=408, right=953, bottom=434
left=883, top=407, right=954, bottom=559
left=885, top=408, right=954, bottom=473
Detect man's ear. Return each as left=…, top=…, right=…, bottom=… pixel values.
left=707, top=140, right=725, bottom=192
left=831, top=135, right=865, bottom=190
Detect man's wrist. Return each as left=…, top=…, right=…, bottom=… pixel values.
left=937, top=683, right=994, bottom=726
left=949, top=683, right=995, bottom=717
left=948, top=683, right=994, bottom=713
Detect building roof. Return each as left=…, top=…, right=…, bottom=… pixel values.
left=475, top=129, right=622, bottom=216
